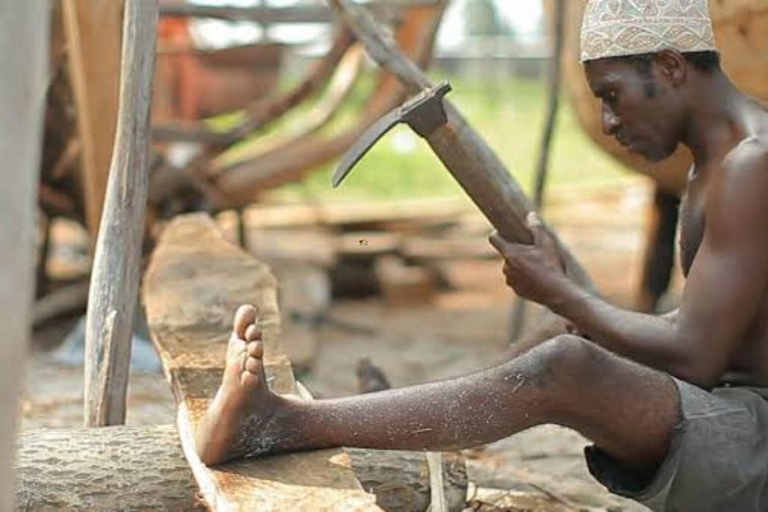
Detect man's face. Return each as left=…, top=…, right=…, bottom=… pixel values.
left=584, top=57, right=682, bottom=162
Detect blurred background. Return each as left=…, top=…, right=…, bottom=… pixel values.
left=28, top=1, right=768, bottom=509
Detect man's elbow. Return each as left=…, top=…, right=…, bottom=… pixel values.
left=672, top=359, right=721, bottom=390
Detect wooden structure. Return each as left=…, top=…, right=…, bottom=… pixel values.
left=62, top=0, right=124, bottom=237
left=83, top=0, right=157, bottom=427
left=1, top=2, right=50, bottom=509
left=209, top=0, right=449, bottom=205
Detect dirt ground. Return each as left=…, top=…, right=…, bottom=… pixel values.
left=23, top=179, right=680, bottom=511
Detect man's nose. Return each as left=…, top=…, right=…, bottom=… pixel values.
left=601, top=104, right=620, bottom=135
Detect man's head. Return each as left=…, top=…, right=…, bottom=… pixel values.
left=580, top=0, right=720, bottom=162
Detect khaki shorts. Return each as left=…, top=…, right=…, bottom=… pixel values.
left=585, top=377, right=768, bottom=512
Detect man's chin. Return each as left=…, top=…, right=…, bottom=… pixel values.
left=636, top=144, right=675, bottom=163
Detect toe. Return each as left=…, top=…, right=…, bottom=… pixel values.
left=233, top=305, right=257, bottom=339
left=245, top=323, right=261, bottom=342
left=247, top=341, right=264, bottom=359
left=241, top=370, right=259, bottom=388
left=245, top=356, right=262, bottom=374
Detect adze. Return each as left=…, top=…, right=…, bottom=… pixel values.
left=332, top=80, right=594, bottom=292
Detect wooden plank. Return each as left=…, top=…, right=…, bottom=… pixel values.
left=143, top=214, right=380, bottom=511
left=83, top=0, right=158, bottom=427
left=62, top=0, right=124, bottom=237
left=244, top=198, right=470, bottom=229
left=0, top=1, right=50, bottom=509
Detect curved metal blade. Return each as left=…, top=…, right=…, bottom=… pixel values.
left=332, top=107, right=403, bottom=188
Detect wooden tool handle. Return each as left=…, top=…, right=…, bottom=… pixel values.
left=427, top=123, right=534, bottom=244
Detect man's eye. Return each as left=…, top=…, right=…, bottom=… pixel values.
left=606, top=91, right=618, bottom=102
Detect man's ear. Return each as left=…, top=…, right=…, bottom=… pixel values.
left=655, top=49, right=687, bottom=87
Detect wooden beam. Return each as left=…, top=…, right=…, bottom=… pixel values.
left=159, top=1, right=440, bottom=23
left=213, top=1, right=448, bottom=203
left=62, top=0, right=124, bottom=237
left=210, top=43, right=365, bottom=177
left=84, top=0, right=158, bottom=427
left=0, top=1, right=50, bottom=509
left=143, top=214, right=381, bottom=511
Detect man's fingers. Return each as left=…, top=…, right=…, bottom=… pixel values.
left=526, top=210, right=542, bottom=227
left=526, top=211, right=546, bottom=245
left=488, top=231, right=508, bottom=254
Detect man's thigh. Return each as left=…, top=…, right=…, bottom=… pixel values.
left=529, top=336, right=680, bottom=471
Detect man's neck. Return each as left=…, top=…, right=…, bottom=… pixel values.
left=682, top=73, right=746, bottom=167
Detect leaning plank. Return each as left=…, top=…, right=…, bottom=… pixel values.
left=0, top=1, right=50, bottom=509
left=84, top=0, right=158, bottom=427
left=143, top=214, right=380, bottom=511
left=62, top=0, right=124, bottom=236
left=15, top=425, right=199, bottom=511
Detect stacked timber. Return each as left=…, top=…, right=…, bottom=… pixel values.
left=230, top=198, right=497, bottom=306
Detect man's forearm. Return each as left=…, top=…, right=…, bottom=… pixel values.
left=549, top=282, right=692, bottom=376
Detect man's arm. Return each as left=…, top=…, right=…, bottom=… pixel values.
left=492, top=142, right=768, bottom=387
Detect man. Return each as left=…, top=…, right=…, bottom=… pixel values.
left=196, top=1, right=768, bottom=509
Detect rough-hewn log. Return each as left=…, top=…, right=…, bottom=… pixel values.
left=143, top=214, right=380, bottom=511
left=62, top=0, right=124, bottom=236
left=14, top=425, right=199, bottom=511
left=348, top=449, right=467, bottom=512
left=0, top=2, right=50, bottom=509
left=84, top=0, right=158, bottom=427
left=14, top=427, right=466, bottom=511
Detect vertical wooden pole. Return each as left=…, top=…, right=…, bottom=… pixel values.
left=84, top=0, right=158, bottom=427
left=0, top=0, right=50, bottom=507
left=509, top=0, right=566, bottom=343
left=62, top=0, right=124, bottom=238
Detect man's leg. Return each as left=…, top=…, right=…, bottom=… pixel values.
left=198, top=305, right=680, bottom=478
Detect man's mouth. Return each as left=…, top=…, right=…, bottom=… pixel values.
left=616, top=135, right=639, bottom=153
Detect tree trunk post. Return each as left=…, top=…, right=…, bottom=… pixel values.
left=84, top=0, right=158, bottom=427
left=0, top=1, right=50, bottom=508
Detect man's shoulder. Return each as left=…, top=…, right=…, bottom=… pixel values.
left=724, top=136, right=768, bottom=175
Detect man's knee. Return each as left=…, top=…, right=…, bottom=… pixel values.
left=525, top=334, right=603, bottom=381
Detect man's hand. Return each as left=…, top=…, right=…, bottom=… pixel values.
left=489, top=211, right=570, bottom=307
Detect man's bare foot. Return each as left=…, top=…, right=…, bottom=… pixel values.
left=196, top=304, right=279, bottom=466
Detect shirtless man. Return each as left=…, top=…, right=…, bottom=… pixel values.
left=196, top=1, right=768, bottom=509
